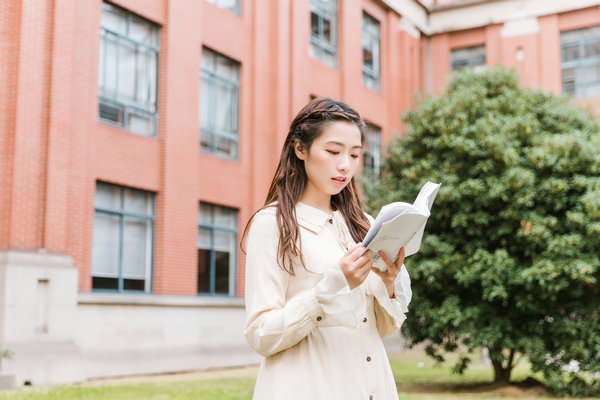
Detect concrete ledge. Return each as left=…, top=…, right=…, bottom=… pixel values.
left=0, top=374, right=16, bottom=390
left=78, top=292, right=245, bottom=308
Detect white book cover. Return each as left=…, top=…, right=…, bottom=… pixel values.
left=362, top=181, right=441, bottom=272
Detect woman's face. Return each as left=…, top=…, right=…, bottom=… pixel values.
left=295, top=121, right=363, bottom=199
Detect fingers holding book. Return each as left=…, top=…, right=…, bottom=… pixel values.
left=339, top=245, right=373, bottom=290
left=371, top=247, right=405, bottom=287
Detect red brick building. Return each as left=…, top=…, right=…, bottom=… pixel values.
left=0, top=0, right=598, bottom=386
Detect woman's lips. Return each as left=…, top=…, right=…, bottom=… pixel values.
left=331, top=177, right=347, bottom=185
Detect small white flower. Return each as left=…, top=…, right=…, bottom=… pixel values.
left=562, top=360, right=580, bottom=373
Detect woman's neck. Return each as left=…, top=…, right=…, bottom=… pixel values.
left=299, top=189, right=333, bottom=214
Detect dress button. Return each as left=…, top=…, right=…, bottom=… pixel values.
left=363, top=317, right=367, bottom=323
left=328, top=218, right=333, bottom=224
left=369, top=395, right=374, bottom=400
left=366, top=356, right=371, bottom=362
left=316, top=316, right=322, bottom=321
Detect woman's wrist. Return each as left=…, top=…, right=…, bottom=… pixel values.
left=384, top=280, right=395, bottom=298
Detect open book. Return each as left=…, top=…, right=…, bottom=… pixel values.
left=362, top=181, right=441, bottom=272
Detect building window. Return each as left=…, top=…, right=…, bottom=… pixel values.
left=200, top=48, right=240, bottom=160
left=198, top=203, right=238, bottom=296
left=310, top=0, right=338, bottom=68
left=561, top=26, right=600, bottom=99
left=364, top=123, right=381, bottom=175
left=451, top=45, right=486, bottom=72
left=205, top=0, right=241, bottom=15
left=362, top=12, right=380, bottom=91
left=92, top=182, right=155, bottom=293
left=98, top=3, right=160, bottom=137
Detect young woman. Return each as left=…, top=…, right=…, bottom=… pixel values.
left=243, top=97, right=411, bottom=399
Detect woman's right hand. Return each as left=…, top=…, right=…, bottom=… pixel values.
left=339, top=245, right=373, bottom=290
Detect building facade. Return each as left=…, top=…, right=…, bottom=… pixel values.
left=0, top=0, right=598, bottom=386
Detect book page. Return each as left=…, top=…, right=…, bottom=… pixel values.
left=361, top=181, right=441, bottom=271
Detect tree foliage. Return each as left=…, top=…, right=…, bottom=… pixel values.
left=364, top=67, right=600, bottom=395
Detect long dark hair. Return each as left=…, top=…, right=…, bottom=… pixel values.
left=242, top=97, right=371, bottom=274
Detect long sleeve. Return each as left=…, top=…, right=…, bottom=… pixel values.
left=244, top=210, right=356, bottom=358
left=369, top=265, right=412, bottom=338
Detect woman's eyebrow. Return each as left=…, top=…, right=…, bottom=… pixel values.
left=325, top=140, right=363, bottom=149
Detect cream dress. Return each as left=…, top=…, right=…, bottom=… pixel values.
left=244, top=202, right=412, bottom=400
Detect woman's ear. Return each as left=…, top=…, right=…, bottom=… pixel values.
left=294, top=141, right=306, bottom=160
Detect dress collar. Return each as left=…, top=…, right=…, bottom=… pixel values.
left=296, top=202, right=335, bottom=234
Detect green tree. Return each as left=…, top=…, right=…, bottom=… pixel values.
left=364, top=67, right=600, bottom=395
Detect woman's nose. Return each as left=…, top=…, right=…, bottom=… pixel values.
left=338, top=156, right=350, bottom=172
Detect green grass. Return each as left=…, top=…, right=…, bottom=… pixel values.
left=0, top=377, right=256, bottom=400
left=0, top=351, right=559, bottom=399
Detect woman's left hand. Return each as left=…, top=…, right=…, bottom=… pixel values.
left=370, top=247, right=405, bottom=298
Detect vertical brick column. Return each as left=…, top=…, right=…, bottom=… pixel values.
left=3, top=0, right=54, bottom=251
left=0, top=1, right=21, bottom=249
left=43, top=0, right=77, bottom=253
left=153, top=0, right=202, bottom=294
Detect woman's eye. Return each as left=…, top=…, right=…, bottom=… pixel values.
left=351, top=154, right=359, bottom=159
left=326, top=150, right=339, bottom=155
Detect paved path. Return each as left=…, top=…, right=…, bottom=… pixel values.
left=82, top=365, right=259, bottom=386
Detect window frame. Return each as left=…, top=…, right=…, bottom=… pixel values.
left=197, top=203, right=238, bottom=297
left=450, top=45, right=486, bottom=72
left=362, top=11, right=381, bottom=92
left=560, top=25, right=600, bottom=99
left=309, top=0, right=338, bottom=68
left=92, top=182, right=155, bottom=294
left=363, top=123, right=382, bottom=176
left=98, top=2, right=160, bottom=137
left=200, top=47, right=241, bottom=160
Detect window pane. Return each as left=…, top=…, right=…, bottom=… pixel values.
left=214, top=207, right=236, bottom=229
left=200, top=74, right=215, bottom=130
left=197, top=249, right=211, bottom=293
left=563, top=44, right=580, bottom=62
left=322, top=17, right=332, bottom=44
left=364, top=124, right=381, bottom=174
left=95, top=182, right=121, bottom=210
left=202, top=49, right=216, bottom=72
left=92, top=213, right=120, bottom=276
left=201, top=132, right=214, bottom=152
left=560, top=29, right=579, bottom=43
left=129, top=15, right=156, bottom=46
left=311, top=12, right=319, bottom=38
left=124, top=279, right=145, bottom=291
left=101, top=3, right=127, bottom=35
left=198, top=227, right=211, bottom=248
left=122, top=218, right=150, bottom=278
left=216, top=56, right=239, bottom=81
left=584, top=41, right=600, bottom=59
left=135, top=47, right=150, bottom=105
left=215, top=136, right=236, bottom=158
left=215, top=251, right=230, bottom=294
left=101, top=34, right=119, bottom=98
left=216, top=81, right=235, bottom=133
left=128, top=110, right=154, bottom=136
left=579, top=64, right=600, bottom=84
left=93, top=277, right=119, bottom=290
left=581, top=26, right=600, bottom=39
left=200, top=49, right=239, bottom=158
left=123, top=188, right=150, bottom=214
left=451, top=46, right=486, bottom=72
left=583, top=83, right=600, bottom=98
left=363, top=48, right=374, bottom=69
left=118, top=41, right=136, bottom=103
left=99, top=100, right=124, bottom=125
left=199, top=204, right=213, bottom=225
left=214, top=231, right=234, bottom=252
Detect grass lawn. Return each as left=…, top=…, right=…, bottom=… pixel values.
left=0, top=351, right=564, bottom=399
